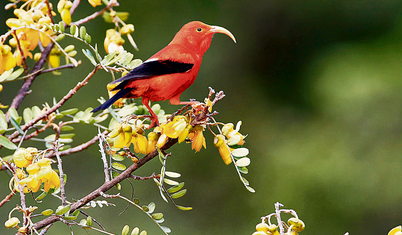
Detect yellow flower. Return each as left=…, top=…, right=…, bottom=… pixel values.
left=104, top=29, right=125, bottom=54
left=4, top=217, right=20, bottom=229
left=13, top=148, right=33, bottom=168
left=146, top=132, right=159, bottom=154
left=164, top=116, right=188, bottom=139
left=88, top=0, right=102, bottom=7
left=222, top=121, right=246, bottom=145
left=214, top=134, right=232, bottom=165
left=36, top=158, right=60, bottom=192
left=0, top=44, right=16, bottom=74
left=389, top=226, right=402, bottom=235
left=107, top=83, right=125, bottom=108
left=132, top=133, right=147, bottom=154
left=188, top=126, right=206, bottom=152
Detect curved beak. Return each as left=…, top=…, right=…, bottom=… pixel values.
left=210, top=25, right=237, bottom=43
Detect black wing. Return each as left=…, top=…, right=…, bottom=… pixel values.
left=111, top=60, right=194, bottom=90
left=92, top=89, right=131, bottom=112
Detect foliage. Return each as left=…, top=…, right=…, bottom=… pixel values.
left=0, top=0, right=252, bottom=234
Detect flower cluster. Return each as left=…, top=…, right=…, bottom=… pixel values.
left=214, top=121, right=246, bottom=164
left=11, top=147, right=60, bottom=193
left=103, top=10, right=137, bottom=54
left=252, top=217, right=305, bottom=235
left=1, top=1, right=55, bottom=73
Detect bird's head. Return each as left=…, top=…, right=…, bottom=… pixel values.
left=170, top=21, right=236, bottom=54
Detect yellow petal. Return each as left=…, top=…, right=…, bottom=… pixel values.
left=388, top=226, right=402, bottom=235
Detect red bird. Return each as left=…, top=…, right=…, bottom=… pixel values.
left=93, top=21, right=236, bottom=127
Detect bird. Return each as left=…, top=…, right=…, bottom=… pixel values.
left=92, top=21, right=236, bottom=128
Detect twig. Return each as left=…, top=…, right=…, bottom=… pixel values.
left=72, top=0, right=119, bottom=26
left=12, top=31, right=29, bottom=76
left=12, top=117, right=55, bottom=143
left=38, top=63, right=78, bottom=74
left=98, top=129, right=110, bottom=182
left=0, top=189, right=16, bottom=207
left=45, top=130, right=108, bottom=158
left=129, top=172, right=159, bottom=181
left=70, top=0, right=81, bottom=15
left=38, top=224, right=53, bottom=235
left=7, top=43, right=54, bottom=117
left=7, top=66, right=101, bottom=142
left=78, top=210, right=106, bottom=231
left=54, top=141, right=67, bottom=206
left=31, top=137, right=178, bottom=232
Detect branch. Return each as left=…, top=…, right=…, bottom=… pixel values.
left=0, top=189, right=16, bottom=207
left=7, top=43, right=54, bottom=115
left=7, top=66, right=101, bottom=142
left=31, top=137, right=178, bottom=232
left=72, top=0, right=119, bottom=26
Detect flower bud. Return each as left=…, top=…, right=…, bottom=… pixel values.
left=4, top=217, right=20, bottom=228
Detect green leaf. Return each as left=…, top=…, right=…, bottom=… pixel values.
left=60, top=125, right=74, bottom=131
left=86, top=216, right=92, bottom=226
left=63, top=215, right=77, bottom=220
left=0, top=135, right=17, bottom=150
left=245, top=185, right=255, bottom=193
left=70, top=24, right=77, bottom=36
left=101, top=50, right=119, bottom=66
left=167, top=182, right=184, bottom=194
left=0, top=69, right=14, bottom=82
left=237, top=166, right=249, bottom=174
left=4, top=67, right=24, bottom=81
left=35, top=191, right=48, bottom=201
left=147, top=202, right=155, bottom=214
left=23, top=108, right=33, bottom=124
left=176, top=205, right=193, bottom=211
left=151, top=212, right=163, bottom=220
left=9, top=116, right=23, bottom=134
left=112, top=162, right=126, bottom=171
left=171, top=189, right=187, bottom=199
left=131, top=227, right=140, bottom=235
left=55, top=204, right=71, bottom=215
left=112, top=154, right=125, bottom=161
left=60, top=108, right=78, bottom=115
left=79, top=26, right=87, bottom=39
left=0, top=110, right=8, bottom=131
left=82, top=49, right=97, bottom=65
left=8, top=107, right=19, bottom=122
left=72, top=209, right=80, bottom=217
left=41, top=209, right=54, bottom=216
left=60, top=133, right=75, bottom=139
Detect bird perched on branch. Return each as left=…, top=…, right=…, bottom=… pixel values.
left=92, top=21, right=236, bottom=127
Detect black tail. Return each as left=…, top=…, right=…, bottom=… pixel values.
left=92, top=88, right=131, bottom=112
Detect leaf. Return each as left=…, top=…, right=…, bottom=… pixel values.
left=82, top=49, right=97, bottom=65
left=112, top=154, right=125, bottom=161
left=163, top=178, right=179, bottom=186
left=170, top=189, right=187, bottom=199
left=235, top=157, right=251, bottom=167
left=0, top=135, right=17, bottom=150
left=63, top=215, right=77, bottom=220
left=9, top=116, right=23, bottom=134
left=176, top=205, right=193, bottom=211
left=245, top=185, right=255, bottom=193
left=55, top=204, right=71, bottom=215
left=60, top=125, right=74, bottom=131
left=0, top=68, right=13, bottom=82
left=167, top=182, right=184, bottom=194
left=60, top=133, right=75, bottom=139
left=161, top=226, right=171, bottom=233
left=8, top=107, right=19, bottom=122
left=0, top=111, right=7, bottom=131
left=23, top=108, right=33, bottom=124
left=60, top=108, right=78, bottom=115
left=152, top=212, right=163, bottom=220
left=147, top=202, right=155, bottom=214
left=41, top=209, right=54, bottom=216
left=165, top=171, right=181, bottom=178
left=112, top=162, right=126, bottom=171
left=36, top=192, right=48, bottom=201
left=122, top=225, right=130, bottom=235
left=5, top=67, right=24, bottom=81
left=227, top=135, right=241, bottom=146
left=237, top=166, right=249, bottom=174
left=101, top=50, right=118, bottom=66
left=231, top=148, right=249, bottom=157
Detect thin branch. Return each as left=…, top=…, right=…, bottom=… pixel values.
left=0, top=189, right=16, bottom=207
left=45, top=130, right=108, bottom=158
left=72, top=0, right=119, bottom=26
left=31, top=137, right=178, bottom=232
left=54, top=141, right=67, bottom=206
left=38, top=63, right=78, bottom=74
left=7, top=66, right=101, bottom=142
left=7, top=43, right=54, bottom=116
left=12, top=31, right=29, bottom=76
left=97, top=129, right=111, bottom=182
left=129, top=172, right=159, bottom=181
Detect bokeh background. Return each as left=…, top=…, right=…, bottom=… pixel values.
left=2, top=0, right=402, bottom=234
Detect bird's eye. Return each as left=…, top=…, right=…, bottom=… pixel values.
left=196, top=28, right=202, bottom=32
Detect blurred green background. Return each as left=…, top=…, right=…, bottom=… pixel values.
left=2, top=0, right=402, bottom=234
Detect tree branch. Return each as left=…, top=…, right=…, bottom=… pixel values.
left=31, top=137, right=178, bottom=232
